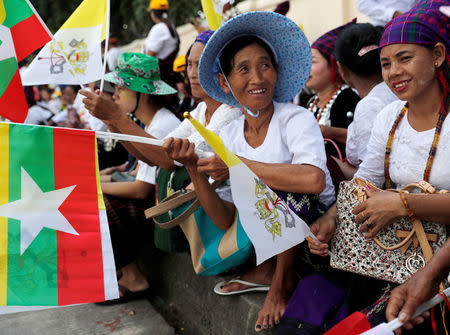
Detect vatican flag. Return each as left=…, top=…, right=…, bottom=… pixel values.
left=21, top=0, right=106, bottom=85
left=184, top=112, right=315, bottom=265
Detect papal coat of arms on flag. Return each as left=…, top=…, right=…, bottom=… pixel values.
left=22, top=0, right=106, bottom=85
left=0, top=0, right=51, bottom=122
left=0, top=123, right=118, bottom=308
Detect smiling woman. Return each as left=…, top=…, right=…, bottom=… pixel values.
left=171, top=11, right=337, bottom=332
left=308, top=0, right=450, bottom=333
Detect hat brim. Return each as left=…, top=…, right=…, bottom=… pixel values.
left=198, top=11, right=311, bottom=107
left=104, top=71, right=177, bottom=95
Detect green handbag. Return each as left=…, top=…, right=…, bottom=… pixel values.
left=146, top=180, right=253, bottom=276
left=153, top=167, right=190, bottom=253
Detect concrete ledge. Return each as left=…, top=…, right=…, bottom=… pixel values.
left=151, top=252, right=277, bottom=335
left=0, top=299, right=174, bottom=335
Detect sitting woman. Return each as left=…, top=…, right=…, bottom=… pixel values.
left=100, top=52, right=181, bottom=299
left=306, top=20, right=360, bottom=162
left=333, top=23, right=399, bottom=179
left=309, top=0, right=450, bottom=332
left=163, top=11, right=335, bottom=332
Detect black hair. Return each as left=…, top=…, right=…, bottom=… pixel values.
left=335, top=23, right=384, bottom=78
left=24, top=86, right=36, bottom=108
left=184, top=43, right=194, bottom=96
left=65, top=85, right=80, bottom=93
left=219, top=35, right=277, bottom=77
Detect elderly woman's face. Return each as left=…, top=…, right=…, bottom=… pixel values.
left=187, top=42, right=208, bottom=100
left=380, top=43, right=440, bottom=102
left=224, top=43, right=278, bottom=113
left=306, top=48, right=332, bottom=93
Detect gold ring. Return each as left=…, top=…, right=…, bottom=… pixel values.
left=361, top=211, right=366, bottom=220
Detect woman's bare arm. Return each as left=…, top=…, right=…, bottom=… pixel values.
left=101, top=180, right=154, bottom=200
left=240, top=158, right=326, bottom=194
left=80, top=89, right=175, bottom=170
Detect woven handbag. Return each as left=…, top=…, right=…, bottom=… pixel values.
left=331, top=178, right=448, bottom=284
left=145, top=182, right=253, bottom=276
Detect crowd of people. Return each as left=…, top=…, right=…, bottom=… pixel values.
left=6, top=0, right=450, bottom=333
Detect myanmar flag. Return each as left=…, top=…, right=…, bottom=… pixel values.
left=0, top=123, right=118, bottom=308
left=0, top=0, right=51, bottom=123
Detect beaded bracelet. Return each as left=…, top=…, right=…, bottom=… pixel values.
left=399, top=191, right=415, bottom=221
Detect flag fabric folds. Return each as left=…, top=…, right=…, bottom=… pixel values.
left=185, top=113, right=315, bottom=265
left=0, top=123, right=118, bottom=309
left=21, top=0, right=107, bottom=85
left=0, top=0, right=51, bottom=122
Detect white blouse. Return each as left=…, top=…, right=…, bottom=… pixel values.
left=136, top=107, right=181, bottom=184
left=165, top=102, right=242, bottom=154
left=143, top=23, right=178, bottom=60
left=220, top=101, right=336, bottom=206
left=354, top=100, right=450, bottom=190
left=346, top=82, right=398, bottom=167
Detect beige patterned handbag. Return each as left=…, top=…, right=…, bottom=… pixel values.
left=331, top=178, right=448, bottom=284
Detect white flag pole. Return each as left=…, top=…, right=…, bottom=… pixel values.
left=361, top=287, right=450, bottom=334
left=94, top=130, right=164, bottom=146
left=388, top=287, right=450, bottom=331
left=24, top=0, right=86, bottom=89
left=99, top=0, right=110, bottom=93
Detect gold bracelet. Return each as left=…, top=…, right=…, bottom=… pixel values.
left=399, top=191, right=414, bottom=220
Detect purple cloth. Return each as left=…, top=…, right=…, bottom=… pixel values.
left=311, top=19, right=357, bottom=60
left=380, top=0, right=450, bottom=64
left=194, top=30, right=214, bottom=46
left=281, top=274, right=348, bottom=331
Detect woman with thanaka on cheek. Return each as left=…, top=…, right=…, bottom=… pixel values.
left=164, top=12, right=335, bottom=332
left=309, top=0, right=450, bottom=332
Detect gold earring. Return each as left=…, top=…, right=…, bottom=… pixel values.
left=435, top=62, right=439, bottom=67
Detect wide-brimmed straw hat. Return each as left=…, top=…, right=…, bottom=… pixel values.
left=198, top=11, right=311, bottom=107
left=104, top=52, right=176, bottom=95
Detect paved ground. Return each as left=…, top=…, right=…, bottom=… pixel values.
left=0, top=298, right=174, bottom=335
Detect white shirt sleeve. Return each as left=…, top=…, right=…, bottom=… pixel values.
left=136, top=108, right=180, bottom=184
left=136, top=163, right=157, bottom=184
left=354, top=104, right=398, bottom=187
left=346, top=97, right=379, bottom=166
left=357, top=0, right=397, bottom=25
left=51, top=110, right=68, bottom=123
left=144, top=23, right=168, bottom=54
left=286, top=109, right=328, bottom=173
left=24, top=106, right=53, bottom=125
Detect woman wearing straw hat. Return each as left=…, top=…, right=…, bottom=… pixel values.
left=100, top=52, right=181, bottom=300
left=164, top=11, right=335, bottom=332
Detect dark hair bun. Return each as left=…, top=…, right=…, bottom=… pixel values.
left=335, top=23, right=383, bottom=78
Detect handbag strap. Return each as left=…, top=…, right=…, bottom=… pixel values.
left=153, top=198, right=201, bottom=229
left=372, top=181, right=446, bottom=258
left=145, top=180, right=223, bottom=229
left=145, top=190, right=197, bottom=218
